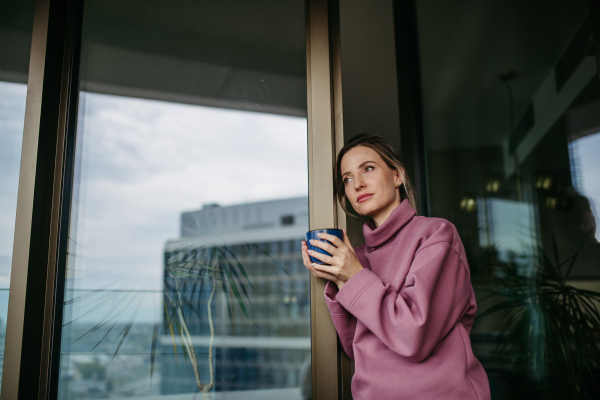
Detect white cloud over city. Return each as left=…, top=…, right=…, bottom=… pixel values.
left=0, top=85, right=308, bottom=323
left=69, top=92, right=308, bottom=292
left=0, top=82, right=27, bottom=288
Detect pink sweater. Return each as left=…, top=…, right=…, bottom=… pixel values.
left=325, top=200, right=491, bottom=400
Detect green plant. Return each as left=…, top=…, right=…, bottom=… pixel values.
left=475, top=233, right=600, bottom=399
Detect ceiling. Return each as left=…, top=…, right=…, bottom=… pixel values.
left=79, top=0, right=307, bottom=116
left=0, top=0, right=307, bottom=117
left=416, top=0, right=591, bottom=150
left=0, top=0, right=35, bottom=84
left=1, top=0, right=594, bottom=126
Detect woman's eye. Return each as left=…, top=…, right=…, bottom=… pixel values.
left=365, top=166, right=374, bottom=172
left=343, top=177, right=352, bottom=185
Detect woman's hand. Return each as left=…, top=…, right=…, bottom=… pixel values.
left=301, top=230, right=363, bottom=290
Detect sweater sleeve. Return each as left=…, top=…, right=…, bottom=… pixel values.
left=336, top=241, right=473, bottom=362
left=324, top=281, right=357, bottom=360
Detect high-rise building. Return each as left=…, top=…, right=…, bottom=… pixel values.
left=161, top=197, right=311, bottom=394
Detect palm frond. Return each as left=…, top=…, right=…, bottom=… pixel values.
left=69, top=238, right=290, bottom=397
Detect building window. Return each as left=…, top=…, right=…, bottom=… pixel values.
left=281, top=215, right=295, bottom=226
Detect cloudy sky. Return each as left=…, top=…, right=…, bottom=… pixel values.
left=0, top=82, right=26, bottom=289
left=0, top=84, right=309, bottom=323
left=67, top=91, right=308, bottom=293
left=572, top=132, right=600, bottom=241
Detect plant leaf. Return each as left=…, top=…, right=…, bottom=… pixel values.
left=223, top=246, right=255, bottom=291
left=150, top=323, right=159, bottom=385
left=112, top=296, right=143, bottom=360
left=250, top=243, right=290, bottom=276
left=219, top=249, right=251, bottom=321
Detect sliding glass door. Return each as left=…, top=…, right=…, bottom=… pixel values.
left=0, top=0, right=35, bottom=391
left=1, top=0, right=347, bottom=398
left=416, top=0, right=600, bottom=398
left=54, top=1, right=311, bottom=398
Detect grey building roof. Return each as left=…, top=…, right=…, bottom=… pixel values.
left=177, top=196, right=308, bottom=241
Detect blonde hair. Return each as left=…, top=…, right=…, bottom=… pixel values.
left=335, top=133, right=418, bottom=215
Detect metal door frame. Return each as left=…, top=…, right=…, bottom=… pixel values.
left=1, top=0, right=350, bottom=398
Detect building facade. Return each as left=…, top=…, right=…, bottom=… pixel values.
left=162, top=197, right=310, bottom=395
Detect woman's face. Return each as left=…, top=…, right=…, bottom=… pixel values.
left=340, top=145, right=402, bottom=225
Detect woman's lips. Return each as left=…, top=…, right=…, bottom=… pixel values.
left=357, top=193, right=373, bottom=203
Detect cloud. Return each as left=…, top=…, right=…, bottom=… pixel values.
left=573, top=132, right=600, bottom=241
left=0, top=82, right=27, bottom=288
left=68, top=92, right=308, bottom=291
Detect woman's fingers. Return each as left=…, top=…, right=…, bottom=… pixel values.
left=316, top=232, right=345, bottom=249
left=302, top=240, right=341, bottom=282
left=303, top=242, right=331, bottom=279
left=315, top=270, right=337, bottom=281
left=303, top=233, right=362, bottom=287
left=301, top=242, right=314, bottom=269
left=307, top=265, right=318, bottom=278
left=306, top=248, right=333, bottom=265
left=307, top=237, right=338, bottom=255
left=310, top=264, right=338, bottom=281
left=306, top=261, right=336, bottom=280
left=311, top=262, right=337, bottom=275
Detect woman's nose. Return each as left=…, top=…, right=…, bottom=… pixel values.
left=354, top=176, right=365, bottom=190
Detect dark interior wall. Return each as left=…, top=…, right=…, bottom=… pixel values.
left=78, top=0, right=307, bottom=116
left=427, top=146, right=504, bottom=258
left=339, top=0, right=403, bottom=246
left=0, top=0, right=35, bottom=83
left=339, top=0, right=401, bottom=147
left=417, top=0, right=590, bottom=151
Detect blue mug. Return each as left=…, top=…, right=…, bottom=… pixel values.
left=305, top=228, right=344, bottom=265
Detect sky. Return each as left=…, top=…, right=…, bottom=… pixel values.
left=478, top=197, right=538, bottom=275
left=0, top=82, right=26, bottom=289
left=68, top=91, right=308, bottom=293
left=571, top=132, right=600, bottom=241
left=0, top=85, right=308, bottom=323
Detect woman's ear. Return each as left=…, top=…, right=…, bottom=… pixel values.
left=395, top=168, right=403, bottom=187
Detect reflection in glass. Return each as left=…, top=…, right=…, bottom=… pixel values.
left=0, top=0, right=35, bottom=389
left=58, top=1, right=309, bottom=398
left=569, top=132, right=600, bottom=241
left=417, top=0, right=600, bottom=398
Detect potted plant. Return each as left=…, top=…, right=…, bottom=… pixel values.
left=475, top=234, right=600, bottom=399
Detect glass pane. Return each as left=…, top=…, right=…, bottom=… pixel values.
left=0, top=0, right=35, bottom=389
left=417, top=0, right=600, bottom=398
left=57, top=1, right=309, bottom=399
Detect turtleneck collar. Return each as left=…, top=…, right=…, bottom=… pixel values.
left=363, top=199, right=416, bottom=248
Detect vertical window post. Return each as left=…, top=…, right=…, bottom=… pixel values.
left=306, top=0, right=348, bottom=398
left=1, top=0, right=79, bottom=398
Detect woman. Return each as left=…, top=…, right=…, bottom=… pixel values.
left=301, top=134, right=491, bottom=400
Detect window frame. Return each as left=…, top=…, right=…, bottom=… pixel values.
left=0, top=0, right=350, bottom=399
left=1, top=0, right=83, bottom=398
